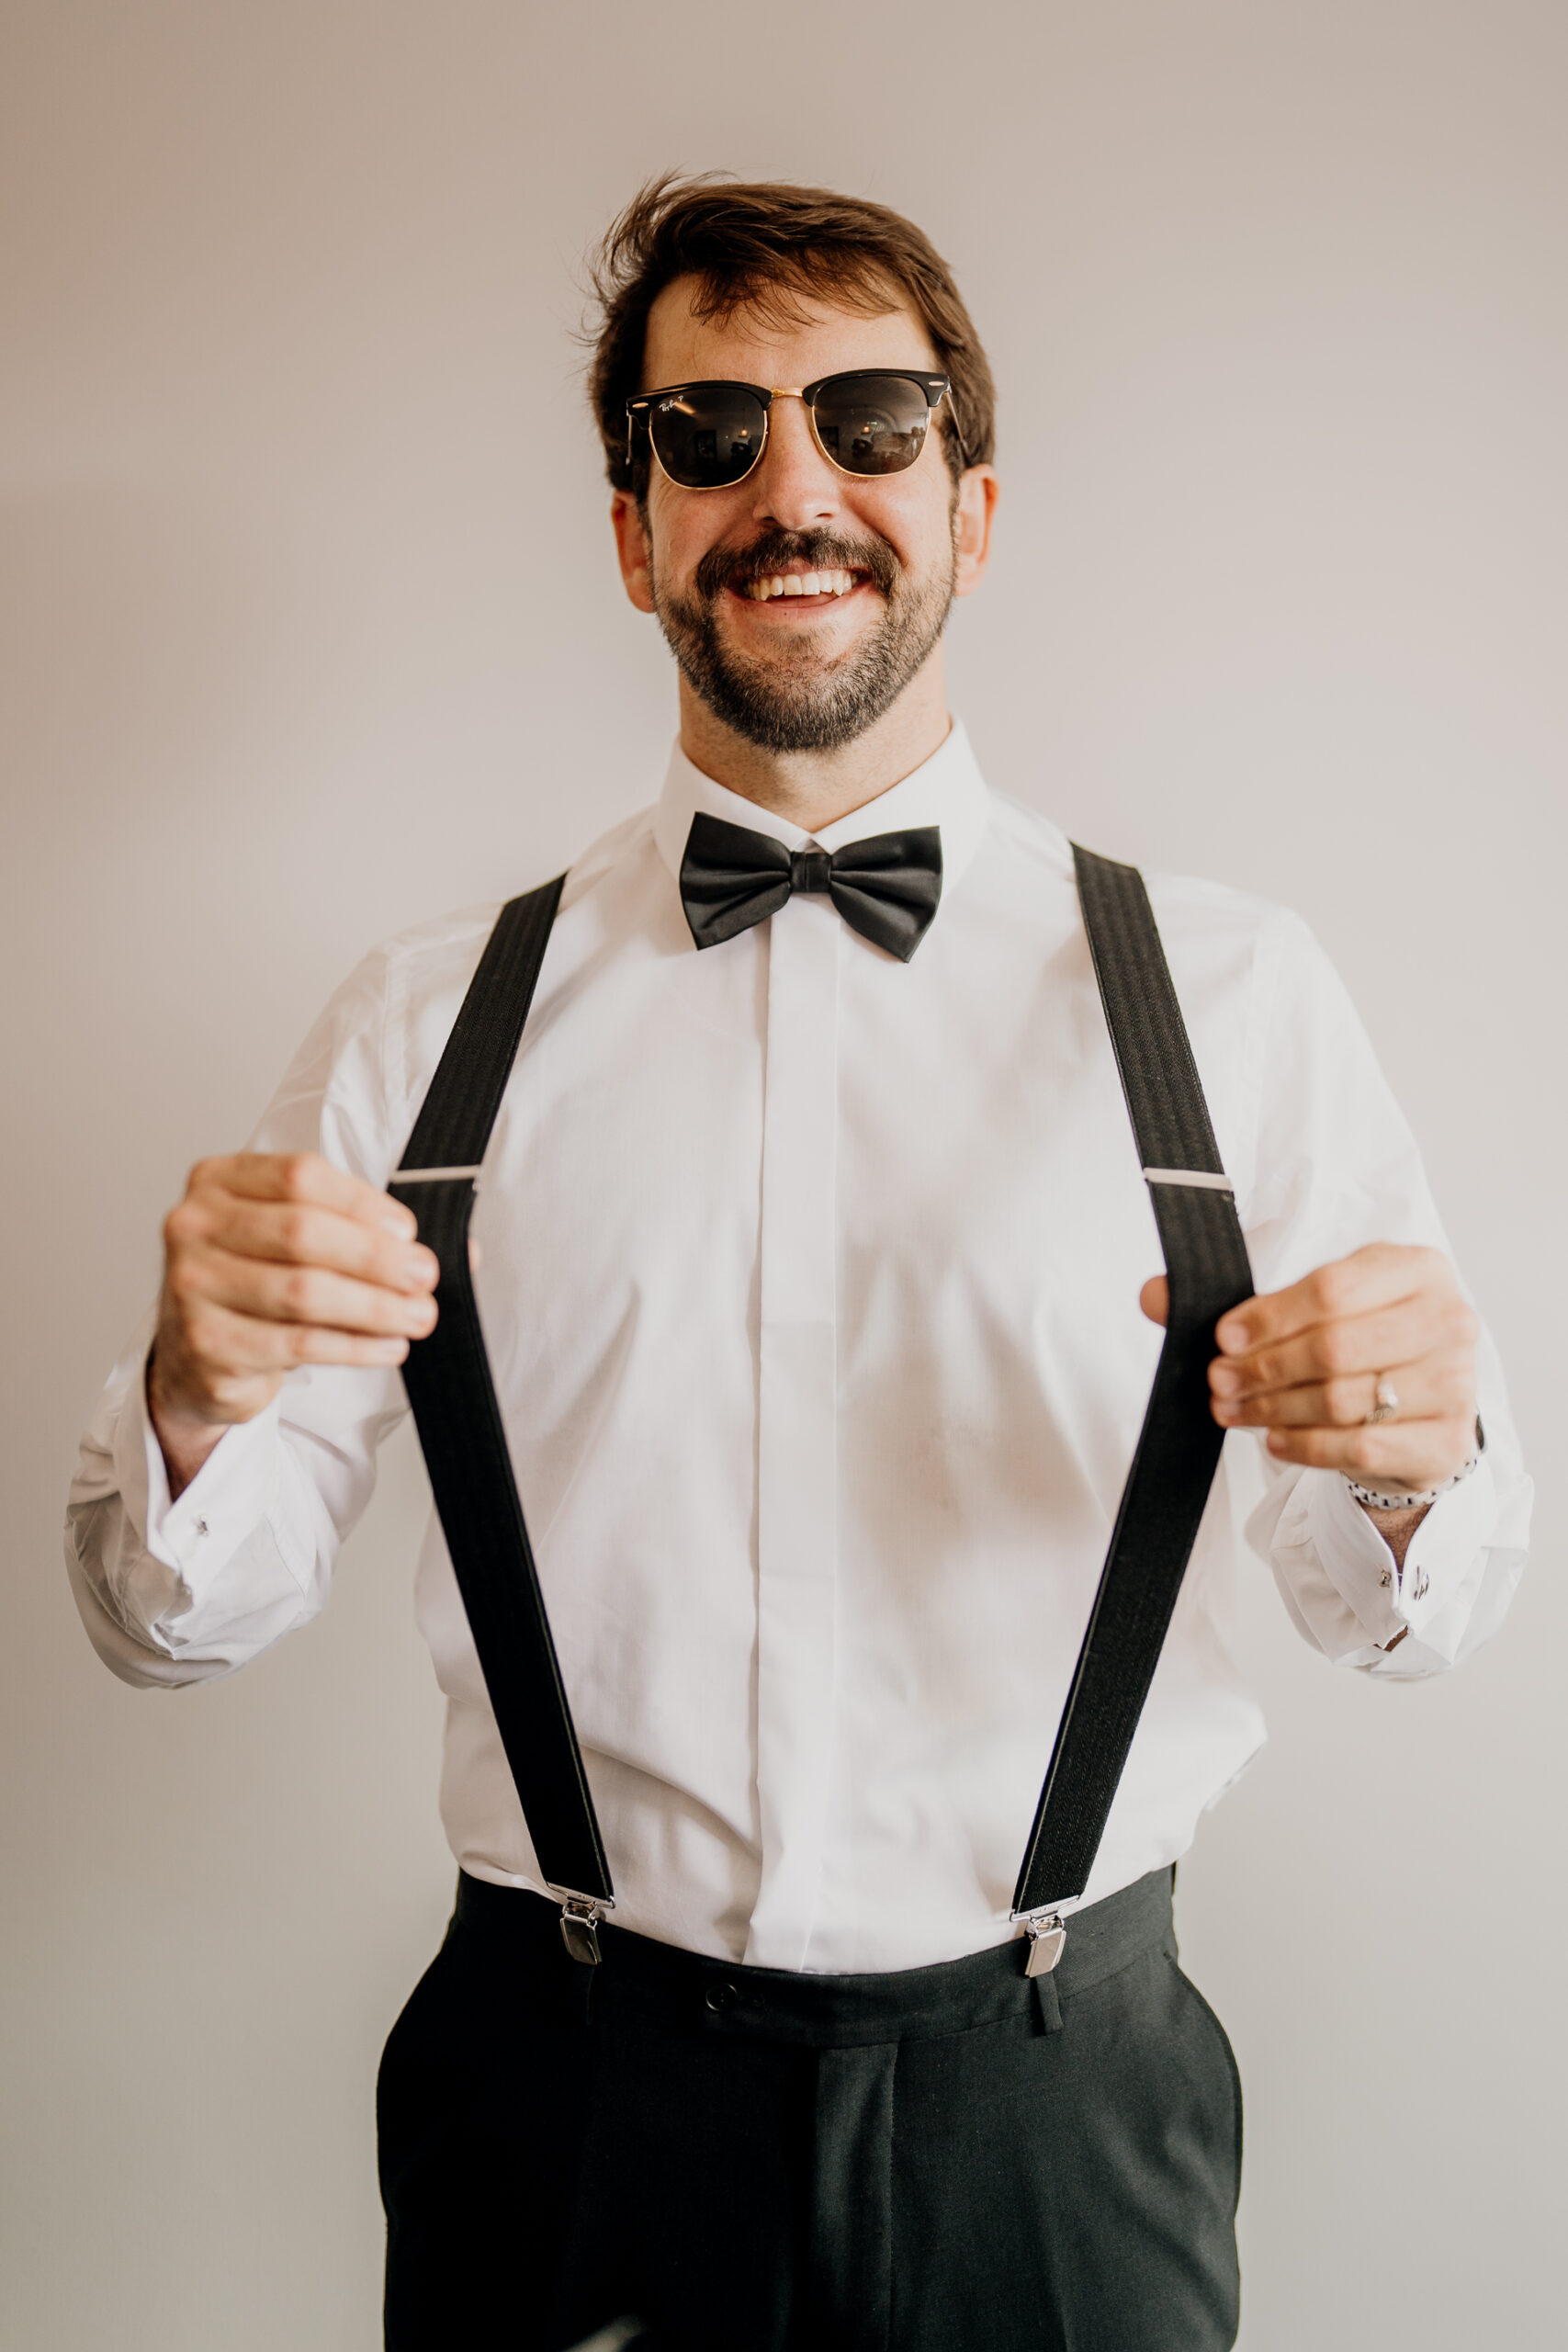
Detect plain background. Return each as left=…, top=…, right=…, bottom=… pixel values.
left=3, top=3, right=1563, bottom=2345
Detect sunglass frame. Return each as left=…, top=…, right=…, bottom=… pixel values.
left=626, top=369, right=962, bottom=489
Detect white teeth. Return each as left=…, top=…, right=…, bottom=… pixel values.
left=744, top=568, right=857, bottom=600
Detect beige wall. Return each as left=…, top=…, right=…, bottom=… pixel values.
left=4, top=3, right=1564, bottom=2344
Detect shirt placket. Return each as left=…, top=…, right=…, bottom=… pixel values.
left=743, top=891, right=840, bottom=1972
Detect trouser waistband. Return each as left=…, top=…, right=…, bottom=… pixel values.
left=451, top=1866, right=1176, bottom=2047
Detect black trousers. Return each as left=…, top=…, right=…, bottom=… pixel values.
left=378, top=1868, right=1241, bottom=2352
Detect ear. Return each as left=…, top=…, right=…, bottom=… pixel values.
left=611, top=489, right=656, bottom=615
left=952, top=465, right=998, bottom=599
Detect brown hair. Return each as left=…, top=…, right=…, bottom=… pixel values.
left=585, top=174, right=996, bottom=497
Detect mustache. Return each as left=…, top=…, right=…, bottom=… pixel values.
left=694, top=528, right=900, bottom=603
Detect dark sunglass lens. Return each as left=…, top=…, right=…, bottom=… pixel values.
left=649, top=387, right=768, bottom=488
left=811, top=376, right=931, bottom=475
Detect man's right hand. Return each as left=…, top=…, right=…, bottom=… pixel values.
left=147, top=1152, right=439, bottom=1497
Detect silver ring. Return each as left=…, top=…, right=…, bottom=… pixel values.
left=1366, top=1375, right=1400, bottom=1425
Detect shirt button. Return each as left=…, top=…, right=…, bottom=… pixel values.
left=1379, top=1569, right=1392, bottom=1589
left=705, top=1981, right=737, bottom=2013
left=195, top=1519, right=209, bottom=1537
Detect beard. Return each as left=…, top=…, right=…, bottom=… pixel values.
left=647, top=522, right=956, bottom=754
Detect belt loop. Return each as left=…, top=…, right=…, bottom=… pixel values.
left=1031, top=1969, right=1063, bottom=2035
left=561, top=1948, right=598, bottom=2028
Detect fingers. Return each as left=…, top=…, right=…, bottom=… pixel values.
left=1205, top=1241, right=1478, bottom=1492
left=1255, top=1413, right=1476, bottom=1487
left=186, top=1297, right=416, bottom=1376
left=171, top=1153, right=437, bottom=1302
left=168, top=1244, right=438, bottom=1340
left=1209, top=1297, right=1477, bottom=1410
left=1213, top=1242, right=1457, bottom=1357
left=155, top=1301, right=415, bottom=1427
left=1212, top=1347, right=1475, bottom=1431
left=173, top=1190, right=437, bottom=1297
left=155, top=1150, right=440, bottom=1428
left=197, top=1151, right=416, bottom=1238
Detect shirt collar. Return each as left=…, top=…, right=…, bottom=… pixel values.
left=652, top=718, right=992, bottom=901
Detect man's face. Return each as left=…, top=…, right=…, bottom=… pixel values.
left=612, top=277, right=995, bottom=754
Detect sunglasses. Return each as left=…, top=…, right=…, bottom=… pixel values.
left=626, top=370, right=963, bottom=492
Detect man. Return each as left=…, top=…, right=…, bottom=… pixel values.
left=67, top=177, right=1529, bottom=2350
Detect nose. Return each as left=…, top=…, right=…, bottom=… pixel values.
left=750, top=392, right=841, bottom=533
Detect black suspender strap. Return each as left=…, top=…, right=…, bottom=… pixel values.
left=1010, top=846, right=1255, bottom=1973
left=388, top=845, right=1249, bottom=1980
left=387, top=876, right=615, bottom=1965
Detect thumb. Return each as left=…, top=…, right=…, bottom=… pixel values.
left=1140, top=1274, right=1169, bottom=1328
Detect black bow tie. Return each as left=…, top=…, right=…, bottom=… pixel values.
left=679, top=811, right=942, bottom=964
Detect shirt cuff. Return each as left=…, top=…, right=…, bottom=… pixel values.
left=1304, top=1461, right=1500, bottom=1659
left=112, top=1359, right=284, bottom=1620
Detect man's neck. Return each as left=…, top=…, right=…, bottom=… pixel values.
left=675, top=656, right=951, bottom=836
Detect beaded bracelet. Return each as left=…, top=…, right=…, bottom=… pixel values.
left=1344, top=1453, right=1479, bottom=1512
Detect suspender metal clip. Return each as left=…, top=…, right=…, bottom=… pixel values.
left=554, top=1892, right=611, bottom=1967
left=1018, top=1911, right=1066, bottom=1977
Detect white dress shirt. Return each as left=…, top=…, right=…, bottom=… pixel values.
left=66, top=723, right=1532, bottom=1972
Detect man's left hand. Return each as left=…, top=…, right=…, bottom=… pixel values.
left=1141, top=1242, right=1478, bottom=1489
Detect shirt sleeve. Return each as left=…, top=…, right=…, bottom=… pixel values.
left=1233, top=911, right=1531, bottom=1679
left=62, top=945, right=412, bottom=1689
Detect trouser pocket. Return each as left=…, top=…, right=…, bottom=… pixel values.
left=1166, top=1952, right=1245, bottom=2218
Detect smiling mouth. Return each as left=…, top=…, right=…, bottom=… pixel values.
left=738, top=567, right=863, bottom=604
